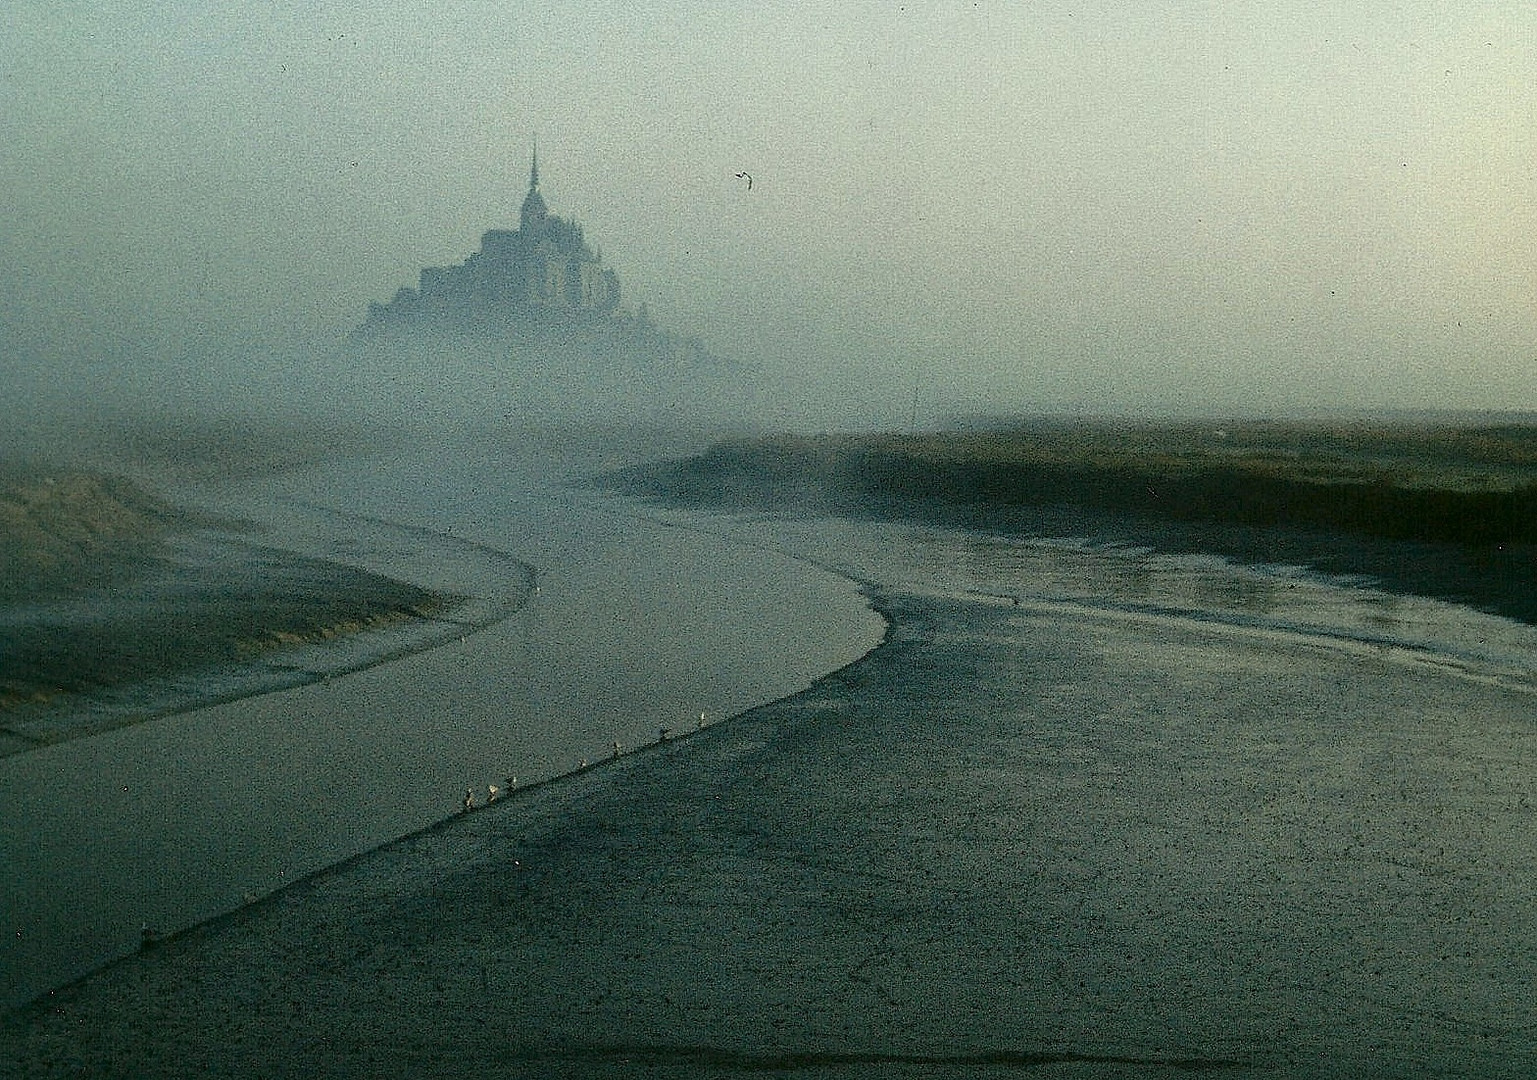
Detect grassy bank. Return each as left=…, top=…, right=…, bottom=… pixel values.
left=0, top=466, right=449, bottom=727
left=0, top=466, right=187, bottom=600
left=606, top=418, right=1537, bottom=622
left=0, top=549, right=449, bottom=717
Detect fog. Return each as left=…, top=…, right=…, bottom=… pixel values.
left=3, top=1, right=1534, bottom=440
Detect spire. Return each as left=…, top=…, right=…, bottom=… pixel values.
left=519, top=139, right=548, bottom=234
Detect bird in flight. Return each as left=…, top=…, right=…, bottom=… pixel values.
left=735, top=171, right=753, bottom=191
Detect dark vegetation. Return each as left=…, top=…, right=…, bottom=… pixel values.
left=0, top=466, right=446, bottom=720
left=657, top=421, right=1537, bottom=545
left=606, top=418, right=1537, bottom=623
left=0, top=466, right=183, bottom=600
left=0, top=544, right=446, bottom=716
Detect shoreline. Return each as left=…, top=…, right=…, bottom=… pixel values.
left=0, top=514, right=536, bottom=758
left=0, top=472, right=886, bottom=1012
left=9, top=430, right=1535, bottom=1072
left=0, top=583, right=893, bottom=1019
left=56, top=580, right=895, bottom=992
left=602, top=446, right=1537, bottom=628
left=8, top=570, right=1536, bottom=1076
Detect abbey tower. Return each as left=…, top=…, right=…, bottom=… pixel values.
left=359, top=148, right=621, bottom=334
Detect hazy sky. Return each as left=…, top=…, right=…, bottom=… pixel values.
left=2, top=1, right=1533, bottom=423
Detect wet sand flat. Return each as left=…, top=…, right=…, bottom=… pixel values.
left=7, top=585, right=1536, bottom=1078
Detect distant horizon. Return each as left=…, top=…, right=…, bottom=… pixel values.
left=5, top=2, right=1534, bottom=428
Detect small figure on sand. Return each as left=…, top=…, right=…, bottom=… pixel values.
left=488, top=784, right=501, bottom=802
left=659, top=726, right=671, bottom=742
left=612, top=740, right=622, bottom=759
left=462, top=788, right=474, bottom=813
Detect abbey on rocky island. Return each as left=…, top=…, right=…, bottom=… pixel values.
left=358, top=148, right=623, bottom=335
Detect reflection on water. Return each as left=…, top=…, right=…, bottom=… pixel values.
left=4, top=439, right=1535, bottom=1012
left=0, top=442, right=885, bottom=1008
left=0, top=517, right=535, bottom=754
left=695, top=511, right=1537, bottom=693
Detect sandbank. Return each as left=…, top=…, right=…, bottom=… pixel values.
left=0, top=496, right=534, bottom=757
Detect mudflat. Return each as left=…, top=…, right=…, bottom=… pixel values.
left=6, top=580, right=1535, bottom=1078
left=605, top=419, right=1537, bottom=624
left=6, top=424, right=1535, bottom=1077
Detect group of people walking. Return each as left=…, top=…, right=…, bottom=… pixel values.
left=458, top=711, right=710, bottom=813
left=462, top=777, right=516, bottom=813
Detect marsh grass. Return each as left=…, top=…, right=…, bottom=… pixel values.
left=0, top=466, right=447, bottom=722
left=647, top=420, right=1537, bottom=545
left=0, top=466, right=187, bottom=601
left=605, top=418, right=1537, bottom=624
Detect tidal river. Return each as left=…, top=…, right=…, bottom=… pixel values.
left=0, top=433, right=886, bottom=1007
left=7, top=428, right=1537, bottom=1051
